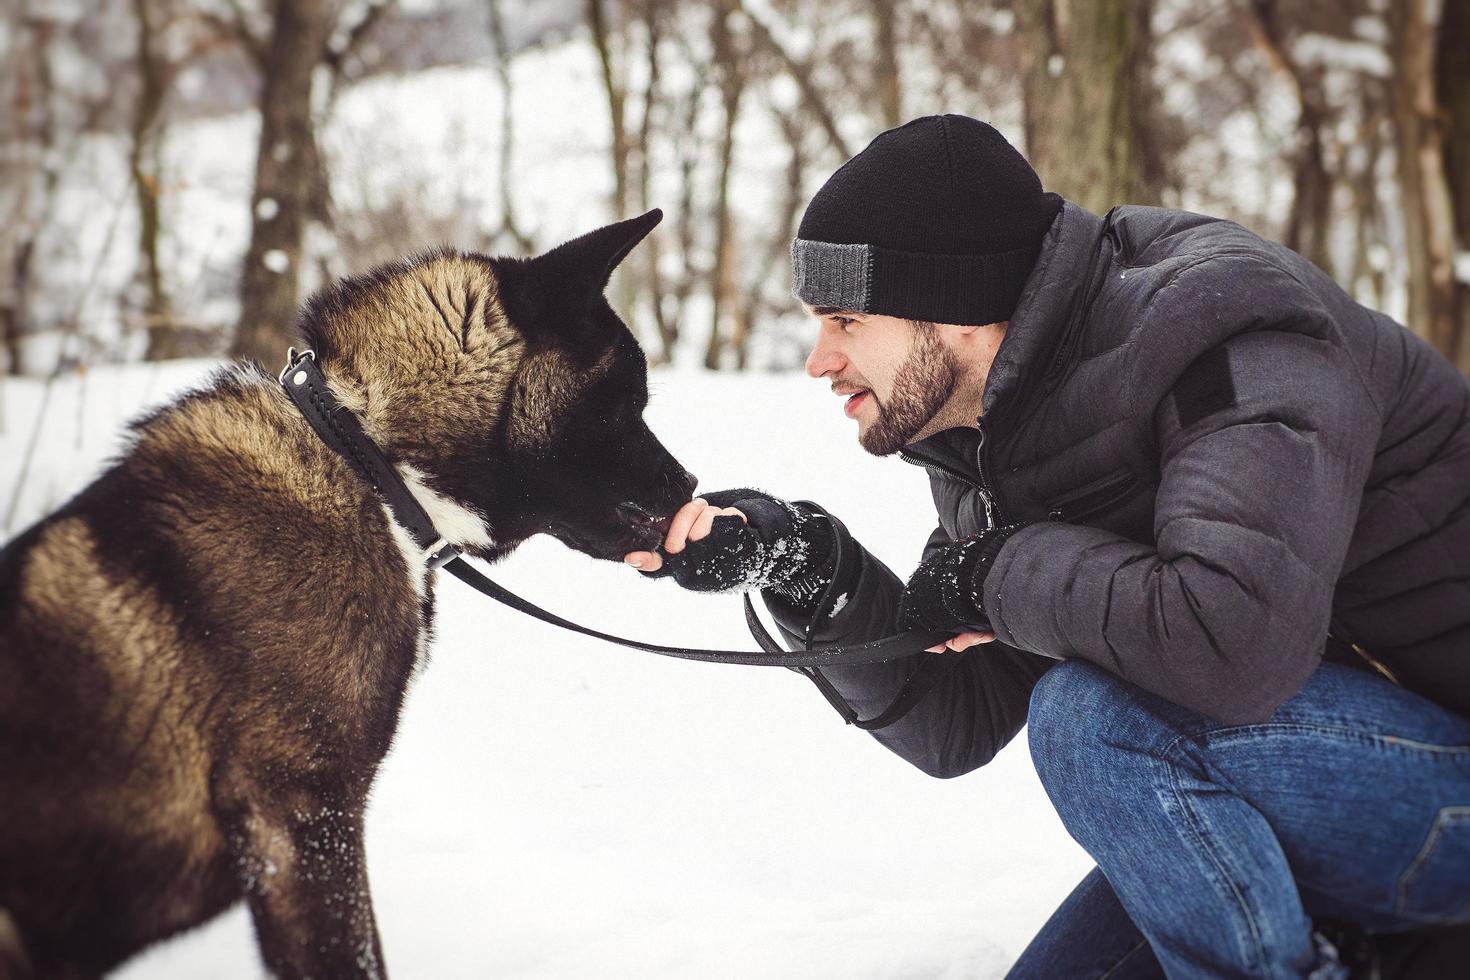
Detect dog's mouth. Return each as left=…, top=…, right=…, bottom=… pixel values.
left=614, top=502, right=675, bottom=550
left=546, top=503, right=676, bottom=559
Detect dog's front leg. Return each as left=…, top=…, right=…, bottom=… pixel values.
left=227, top=797, right=387, bottom=980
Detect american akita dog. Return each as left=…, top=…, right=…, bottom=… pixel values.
left=0, top=210, right=695, bottom=979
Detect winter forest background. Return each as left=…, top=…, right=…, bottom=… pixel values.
left=3, top=0, right=1469, bottom=388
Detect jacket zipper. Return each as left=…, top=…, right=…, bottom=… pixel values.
left=899, top=423, right=1004, bottom=531
left=974, top=417, right=1002, bottom=529
left=1048, top=472, right=1139, bottom=522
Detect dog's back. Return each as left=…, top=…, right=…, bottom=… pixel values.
left=0, top=365, right=424, bottom=976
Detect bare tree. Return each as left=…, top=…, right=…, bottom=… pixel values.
left=735, top=101, right=811, bottom=369
left=1, top=3, right=119, bottom=376
left=230, top=0, right=333, bottom=365
left=631, top=0, right=673, bottom=362
left=1015, top=0, right=1158, bottom=211
left=587, top=0, right=630, bottom=222
left=656, top=21, right=712, bottom=364
left=130, top=0, right=174, bottom=359
left=735, top=0, right=853, bottom=159
left=486, top=0, right=533, bottom=254
left=702, top=0, right=748, bottom=369
left=1243, top=0, right=1334, bottom=274
left=870, top=0, right=902, bottom=128
left=1436, top=0, right=1470, bottom=371
left=1389, top=0, right=1459, bottom=363
left=129, top=0, right=229, bottom=359
left=0, top=8, right=56, bottom=376
left=227, top=0, right=393, bottom=366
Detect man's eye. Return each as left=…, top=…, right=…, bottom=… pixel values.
left=834, top=316, right=856, bottom=331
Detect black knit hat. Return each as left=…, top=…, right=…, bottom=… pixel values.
left=792, top=115, right=1062, bottom=325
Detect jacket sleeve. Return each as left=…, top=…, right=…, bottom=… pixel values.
left=983, top=329, right=1381, bottom=725
left=761, top=519, right=1052, bottom=778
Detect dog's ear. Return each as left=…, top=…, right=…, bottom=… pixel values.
left=493, top=209, right=662, bottom=343
left=535, top=209, right=662, bottom=290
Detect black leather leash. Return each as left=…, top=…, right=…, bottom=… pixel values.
left=278, top=348, right=953, bottom=727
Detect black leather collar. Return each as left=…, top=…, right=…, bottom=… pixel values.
left=279, top=347, right=460, bottom=569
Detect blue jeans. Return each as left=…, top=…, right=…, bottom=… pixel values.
left=1008, top=660, right=1470, bottom=979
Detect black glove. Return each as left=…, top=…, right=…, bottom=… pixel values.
left=896, top=525, right=1025, bottom=633
left=640, top=488, right=836, bottom=604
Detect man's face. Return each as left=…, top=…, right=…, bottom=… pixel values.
left=803, top=309, right=963, bottom=456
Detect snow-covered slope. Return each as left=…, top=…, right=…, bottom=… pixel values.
left=1, top=363, right=1091, bottom=978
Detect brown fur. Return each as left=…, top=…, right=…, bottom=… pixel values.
left=0, top=212, right=692, bottom=978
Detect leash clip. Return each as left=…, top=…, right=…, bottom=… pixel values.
left=425, top=537, right=459, bottom=569
left=278, top=347, right=317, bottom=386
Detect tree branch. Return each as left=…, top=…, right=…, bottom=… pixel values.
left=732, top=0, right=852, bottom=159
left=324, top=0, right=396, bottom=79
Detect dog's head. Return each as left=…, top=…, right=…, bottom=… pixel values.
left=295, top=209, right=695, bottom=562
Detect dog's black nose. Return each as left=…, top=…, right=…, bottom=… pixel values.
left=679, top=469, right=699, bottom=497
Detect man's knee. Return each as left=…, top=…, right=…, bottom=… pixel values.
left=1028, top=659, right=1126, bottom=744
left=1027, top=660, right=1166, bottom=815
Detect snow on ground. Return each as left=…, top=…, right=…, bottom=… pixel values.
left=1, top=362, right=1092, bottom=979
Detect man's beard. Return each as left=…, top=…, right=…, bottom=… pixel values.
left=859, top=325, right=961, bottom=457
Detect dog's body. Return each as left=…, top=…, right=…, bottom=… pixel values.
left=0, top=212, right=693, bottom=978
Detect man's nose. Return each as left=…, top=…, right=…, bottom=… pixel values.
left=805, top=338, right=844, bottom=378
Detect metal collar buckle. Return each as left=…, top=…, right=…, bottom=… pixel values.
left=278, top=347, right=317, bottom=386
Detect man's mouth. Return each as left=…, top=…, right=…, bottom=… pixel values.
left=843, top=390, right=870, bottom=418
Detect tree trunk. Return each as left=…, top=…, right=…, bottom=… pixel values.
left=664, top=30, right=707, bottom=363
left=587, top=0, right=635, bottom=318
left=871, top=0, right=901, bottom=129
left=1436, top=0, right=1470, bottom=372
left=702, top=0, right=745, bottom=370
left=1347, top=114, right=1388, bottom=310
left=1389, top=0, right=1458, bottom=361
left=487, top=0, right=532, bottom=254
left=737, top=105, right=808, bottom=370
left=1015, top=0, right=1155, bottom=211
left=587, top=0, right=628, bottom=220
left=132, top=0, right=176, bottom=360
left=231, top=0, right=332, bottom=367
left=3, top=9, right=59, bottom=376
left=1244, top=1, right=1335, bottom=274
left=632, top=0, right=671, bottom=363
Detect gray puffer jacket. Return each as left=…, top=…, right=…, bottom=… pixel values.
left=765, top=201, right=1470, bottom=779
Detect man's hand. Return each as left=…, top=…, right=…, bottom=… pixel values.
left=898, top=526, right=1025, bottom=652
left=923, top=631, right=996, bottom=654
left=623, top=489, right=834, bottom=598
left=623, top=496, right=747, bottom=575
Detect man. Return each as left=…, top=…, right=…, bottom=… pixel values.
left=623, top=115, right=1470, bottom=978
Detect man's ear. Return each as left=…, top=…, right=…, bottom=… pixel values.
left=492, top=209, right=662, bottom=342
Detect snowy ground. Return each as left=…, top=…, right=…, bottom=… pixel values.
left=1, top=362, right=1091, bottom=979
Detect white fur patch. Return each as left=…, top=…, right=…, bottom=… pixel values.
left=382, top=505, right=429, bottom=600
left=395, top=464, right=494, bottom=550
left=381, top=504, right=431, bottom=676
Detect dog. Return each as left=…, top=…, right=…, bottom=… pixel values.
left=0, top=209, right=695, bottom=979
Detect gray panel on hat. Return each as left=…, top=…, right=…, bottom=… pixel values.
left=790, top=239, right=872, bottom=313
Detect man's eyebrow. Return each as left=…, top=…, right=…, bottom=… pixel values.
left=812, top=306, right=861, bottom=318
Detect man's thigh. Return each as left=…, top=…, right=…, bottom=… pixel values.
left=1166, top=663, right=1470, bottom=932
